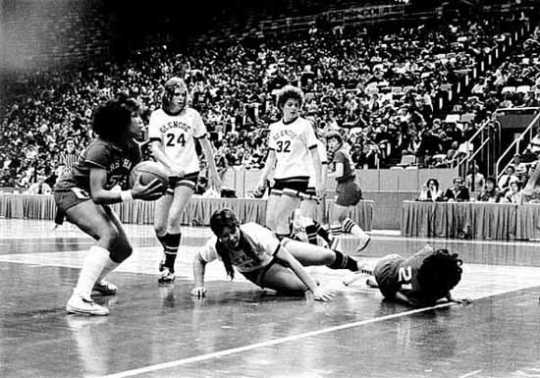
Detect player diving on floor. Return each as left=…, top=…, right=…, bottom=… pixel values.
left=345, top=245, right=471, bottom=307
left=191, top=208, right=367, bottom=302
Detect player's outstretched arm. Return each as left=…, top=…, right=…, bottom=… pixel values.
left=310, top=148, right=323, bottom=197
left=276, top=246, right=333, bottom=302
left=443, top=292, right=472, bottom=305
left=200, top=137, right=222, bottom=191
left=89, top=168, right=163, bottom=204
left=191, top=252, right=208, bottom=298
left=257, top=149, right=277, bottom=189
left=394, top=291, right=421, bottom=306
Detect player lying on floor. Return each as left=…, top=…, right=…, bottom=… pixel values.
left=191, top=208, right=365, bottom=302
left=345, top=245, right=469, bottom=307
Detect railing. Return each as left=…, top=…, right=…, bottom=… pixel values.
left=496, top=108, right=540, bottom=180
left=454, top=116, right=501, bottom=178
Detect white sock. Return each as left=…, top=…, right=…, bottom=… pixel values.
left=342, top=218, right=368, bottom=239
left=74, top=246, right=111, bottom=299
left=96, top=258, right=120, bottom=284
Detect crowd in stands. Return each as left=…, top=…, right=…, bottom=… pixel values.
left=416, top=23, right=540, bottom=204
left=0, top=10, right=534, bottom=194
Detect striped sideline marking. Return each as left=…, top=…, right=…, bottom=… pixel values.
left=103, top=301, right=457, bottom=378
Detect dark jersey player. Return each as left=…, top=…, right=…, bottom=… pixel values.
left=54, top=96, right=164, bottom=316
left=326, top=131, right=370, bottom=252
left=348, top=245, right=467, bottom=307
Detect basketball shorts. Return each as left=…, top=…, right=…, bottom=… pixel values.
left=270, top=177, right=309, bottom=198
left=241, top=258, right=279, bottom=288
left=54, top=187, right=112, bottom=215
left=335, top=179, right=363, bottom=207
left=167, top=172, right=199, bottom=194
left=373, top=254, right=405, bottom=300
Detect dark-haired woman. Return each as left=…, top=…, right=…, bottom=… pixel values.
left=54, top=97, right=164, bottom=315
left=256, top=85, right=322, bottom=240
left=326, top=131, right=370, bottom=252
left=191, top=209, right=363, bottom=301
left=348, top=245, right=468, bottom=307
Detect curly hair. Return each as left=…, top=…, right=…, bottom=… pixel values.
left=210, top=208, right=262, bottom=280
left=91, top=96, right=141, bottom=142
left=417, top=248, right=463, bottom=303
left=276, top=85, right=304, bottom=110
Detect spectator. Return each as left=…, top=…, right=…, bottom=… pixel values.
left=444, top=177, right=470, bottom=202
left=477, top=177, right=502, bottom=203
left=465, top=163, right=485, bottom=193
left=24, top=169, right=52, bottom=195
left=497, top=165, right=518, bottom=192
left=503, top=178, right=523, bottom=204
left=418, top=178, right=444, bottom=202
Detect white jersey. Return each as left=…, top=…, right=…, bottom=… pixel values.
left=308, top=139, right=327, bottom=188
left=268, top=117, right=318, bottom=180
left=148, top=107, right=207, bottom=174
left=199, top=223, right=279, bottom=273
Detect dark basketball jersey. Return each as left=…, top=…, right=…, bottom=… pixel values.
left=373, top=246, right=434, bottom=302
left=55, top=138, right=141, bottom=192
left=333, top=148, right=355, bottom=183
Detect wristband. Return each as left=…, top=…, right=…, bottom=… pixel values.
left=120, top=190, right=133, bottom=202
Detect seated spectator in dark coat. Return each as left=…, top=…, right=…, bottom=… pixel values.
left=477, top=177, right=502, bottom=203
left=444, top=177, right=470, bottom=202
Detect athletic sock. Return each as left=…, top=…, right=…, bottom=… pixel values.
left=342, top=217, right=368, bottom=239
left=305, top=224, right=318, bottom=245
left=327, top=250, right=359, bottom=271
left=96, top=258, right=120, bottom=283
left=74, top=246, right=110, bottom=298
left=313, top=220, right=331, bottom=244
left=163, top=233, right=181, bottom=272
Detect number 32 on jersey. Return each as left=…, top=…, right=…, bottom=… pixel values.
left=276, top=140, right=291, bottom=153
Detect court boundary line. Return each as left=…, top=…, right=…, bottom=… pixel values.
left=102, top=301, right=457, bottom=378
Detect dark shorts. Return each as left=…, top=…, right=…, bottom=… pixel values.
left=335, top=179, right=363, bottom=207
left=54, top=187, right=113, bottom=219
left=54, top=187, right=92, bottom=212
left=270, top=177, right=309, bottom=198
left=241, top=258, right=279, bottom=288
left=373, top=254, right=404, bottom=299
left=166, top=172, right=199, bottom=194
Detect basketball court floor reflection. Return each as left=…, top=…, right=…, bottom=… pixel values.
left=1, top=219, right=540, bottom=378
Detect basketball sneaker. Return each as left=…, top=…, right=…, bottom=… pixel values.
left=66, top=293, right=109, bottom=316
left=158, top=261, right=175, bottom=284
left=92, top=280, right=118, bottom=296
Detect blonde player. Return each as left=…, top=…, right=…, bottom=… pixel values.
left=149, top=77, right=221, bottom=283
left=257, top=85, right=322, bottom=239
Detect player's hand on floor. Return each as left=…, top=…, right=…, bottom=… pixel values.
left=451, top=297, right=472, bottom=305
left=132, top=178, right=164, bottom=200
left=191, top=286, right=207, bottom=298
left=312, top=287, right=334, bottom=302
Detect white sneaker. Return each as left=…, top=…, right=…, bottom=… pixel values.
left=66, top=293, right=109, bottom=316
left=92, top=280, right=118, bottom=296
left=158, top=266, right=176, bottom=284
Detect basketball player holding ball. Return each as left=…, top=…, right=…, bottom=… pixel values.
left=54, top=96, right=164, bottom=316
left=149, top=77, right=221, bottom=283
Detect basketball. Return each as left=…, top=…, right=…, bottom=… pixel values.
left=129, top=161, right=169, bottom=189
